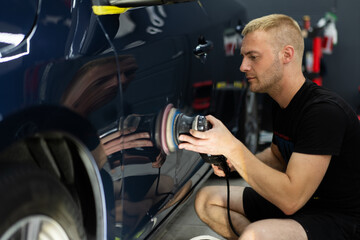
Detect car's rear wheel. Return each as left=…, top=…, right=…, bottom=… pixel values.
left=0, top=164, right=86, bottom=240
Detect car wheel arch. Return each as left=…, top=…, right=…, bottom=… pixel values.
left=0, top=106, right=107, bottom=239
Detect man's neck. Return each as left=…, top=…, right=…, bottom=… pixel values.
left=270, top=73, right=306, bottom=109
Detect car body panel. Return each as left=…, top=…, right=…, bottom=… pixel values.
left=0, top=0, right=248, bottom=239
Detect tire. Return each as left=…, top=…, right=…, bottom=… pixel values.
left=237, top=89, right=259, bottom=153
left=0, top=164, right=86, bottom=240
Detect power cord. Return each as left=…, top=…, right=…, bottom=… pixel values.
left=203, top=155, right=240, bottom=237
left=222, top=165, right=240, bottom=237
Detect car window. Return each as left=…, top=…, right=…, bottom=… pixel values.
left=0, top=0, right=38, bottom=58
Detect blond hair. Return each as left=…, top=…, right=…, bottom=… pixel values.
left=242, top=14, right=304, bottom=62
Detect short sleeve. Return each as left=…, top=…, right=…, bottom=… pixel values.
left=294, top=102, right=347, bottom=156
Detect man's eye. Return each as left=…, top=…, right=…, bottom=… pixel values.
left=250, top=56, right=257, bottom=60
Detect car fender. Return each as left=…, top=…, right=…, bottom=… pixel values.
left=0, top=105, right=107, bottom=240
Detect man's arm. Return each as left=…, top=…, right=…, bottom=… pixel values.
left=227, top=140, right=330, bottom=215
left=212, top=144, right=284, bottom=177
left=178, top=115, right=331, bottom=215
left=255, top=143, right=286, bottom=172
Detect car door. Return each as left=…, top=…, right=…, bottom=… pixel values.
left=95, top=5, right=197, bottom=239
left=94, top=1, right=248, bottom=239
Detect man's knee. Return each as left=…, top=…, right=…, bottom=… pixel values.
left=194, top=186, right=222, bottom=218
left=239, top=219, right=307, bottom=240
left=239, top=223, right=266, bottom=240
left=194, top=186, right=212, bottom=213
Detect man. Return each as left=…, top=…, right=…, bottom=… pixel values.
left=179, top=14, right=360, bottom=240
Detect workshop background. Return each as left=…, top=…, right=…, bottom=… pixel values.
left=163, top=3, right=360, bottom=238
left=237, top=0, right=360, bottom=111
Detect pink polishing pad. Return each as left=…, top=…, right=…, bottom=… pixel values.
left=160, top=104, right=173, bottom=155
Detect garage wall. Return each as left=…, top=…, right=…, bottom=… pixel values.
left=236, top=0, right=360, bottom=110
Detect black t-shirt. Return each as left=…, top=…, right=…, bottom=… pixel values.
left=272, top=79, right=360, bottom=215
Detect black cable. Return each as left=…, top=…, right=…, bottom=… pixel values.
left=224, top=170, right=240, bottom=237
left=214, top=159, right=240, bottom=237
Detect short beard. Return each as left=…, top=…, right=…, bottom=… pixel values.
left=250, top=57, right=283, bottom=94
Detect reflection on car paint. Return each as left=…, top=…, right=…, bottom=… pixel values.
left=56, top=48, right=198, bottom=238
left=0, top=0, right=250, bottom=239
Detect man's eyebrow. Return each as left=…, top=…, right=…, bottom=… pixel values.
left=242, top=50, right=260, bottom=56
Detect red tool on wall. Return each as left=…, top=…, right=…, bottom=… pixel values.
left=302, top=12, right=338, bottom=86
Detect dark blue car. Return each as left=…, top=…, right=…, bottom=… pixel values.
left=0, top=0, right=258, bottom=239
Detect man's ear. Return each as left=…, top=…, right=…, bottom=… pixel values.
left=282, top=45, right=295, bottom=64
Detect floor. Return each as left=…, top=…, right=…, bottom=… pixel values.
left=158, top=173, right=250, bottom=240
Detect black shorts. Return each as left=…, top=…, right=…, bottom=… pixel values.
left=243, top=187, right=360, bottom=240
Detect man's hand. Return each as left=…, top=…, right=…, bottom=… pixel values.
left=212, top=160, right=235, bottom=177
left=101, top=129, right=153, bottom=156
left=178, top=115, right=238, bottom=158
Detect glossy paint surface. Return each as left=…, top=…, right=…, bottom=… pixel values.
left=0, top=0, right=247, bottom=239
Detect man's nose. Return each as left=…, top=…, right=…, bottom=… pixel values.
left=240, top=59, right=250, bottom=73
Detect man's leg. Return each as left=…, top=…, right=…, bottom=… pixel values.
left=194, top=185, right=250, bottom=240
left=240, top=219, right=307, bottom=240
left=195, top=185, right=308, bottom=240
